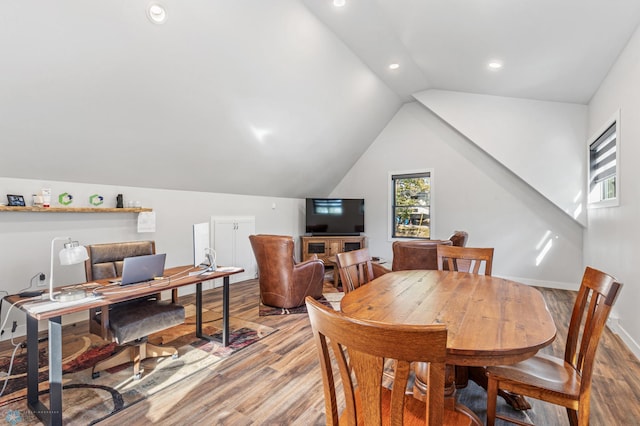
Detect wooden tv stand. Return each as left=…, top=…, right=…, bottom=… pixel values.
left=301, top=235, right=366, bottom=263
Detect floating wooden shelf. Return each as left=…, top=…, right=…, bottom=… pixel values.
left=0, top=206, right=152, bottom=213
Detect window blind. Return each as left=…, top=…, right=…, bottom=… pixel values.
left=589, top=123, right=616, bottom=188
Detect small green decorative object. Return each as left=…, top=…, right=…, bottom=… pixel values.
left=58, top=192, right=73, bottom=206
left=89, top=194, right=104, bottom=206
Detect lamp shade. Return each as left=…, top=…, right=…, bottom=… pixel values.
left=59, top=244, right=89, bottom=265
left=49, top=237, right=89, bottom=301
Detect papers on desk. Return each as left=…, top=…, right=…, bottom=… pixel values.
left=215, top=266, right=242, bottom=272
left=188, top=270, right=215, bottom=277
left=23, top=295, right=103, bottom=314
left=187, top=266, right=242, bottom=277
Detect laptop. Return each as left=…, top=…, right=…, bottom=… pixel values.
left=115, top=253, right=167, bottom=285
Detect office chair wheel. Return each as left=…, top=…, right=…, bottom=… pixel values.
left=92, top=371, right=100, bottom=379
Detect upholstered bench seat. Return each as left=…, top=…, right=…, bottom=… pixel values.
left=97, top=300, right=184, bottom=345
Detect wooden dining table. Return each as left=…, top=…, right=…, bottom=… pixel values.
left=340, top=269, right=557, bottom=425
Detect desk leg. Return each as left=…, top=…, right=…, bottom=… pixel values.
left=26, top=316, right=39, bottom=409
left=195, top=276, right=231, bottom=347
left=196, top=282, right=203, bottom=338
left=221, top=276, right=229, bottom=346
left=26, top=315, right=63, bottom=426
left=49, top=317, right=63, bottom=426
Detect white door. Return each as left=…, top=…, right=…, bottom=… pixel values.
left=211, top=216, right=255, bottom=285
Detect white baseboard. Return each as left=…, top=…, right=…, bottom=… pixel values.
left=498, top=275, right=578, bottom=291
left=607, top=317, right=640, bottom=360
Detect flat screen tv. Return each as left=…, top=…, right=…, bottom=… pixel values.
left=305, top=198, right=364, bottom=236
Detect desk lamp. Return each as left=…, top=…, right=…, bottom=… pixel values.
left=49, top=237, right=89, bottom=301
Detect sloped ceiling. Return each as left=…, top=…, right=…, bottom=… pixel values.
left=2, top=1, right=640, bottom=198
left=0, top=1, right=401, bottom=198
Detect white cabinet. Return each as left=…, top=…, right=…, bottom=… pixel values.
left=211, top=216, right=256, bottom=284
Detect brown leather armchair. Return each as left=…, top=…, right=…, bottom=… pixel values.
left=390, top=230, right=469, bottom=271
left=448, top=230, right=468, bottom=248
left=249, top=234, right=324, bottom=308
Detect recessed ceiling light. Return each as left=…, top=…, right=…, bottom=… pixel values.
left=147, top=3, right=167, bottom=24
left=389, top=63, right=400, bottom=70
left=488, top=61, right=503, bottom=70
left=333, top=0, right=346, bottom=7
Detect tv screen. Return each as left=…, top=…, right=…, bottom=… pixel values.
left=305, top=198, right=364, bottom=235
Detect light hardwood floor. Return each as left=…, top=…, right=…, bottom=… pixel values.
left=4, top=278, right=639, bottom=425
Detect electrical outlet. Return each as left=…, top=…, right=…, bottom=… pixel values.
left=37, top=272, right=47, bottom=287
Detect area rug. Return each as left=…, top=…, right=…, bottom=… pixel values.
left=382, top=365, right=536, bottom=425
left=457, top=380, right=536, bottom=424
left=0, top=306, right=276, bottom=425
left=258, top=293, right=343, bottom=316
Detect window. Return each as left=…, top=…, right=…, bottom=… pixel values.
left=588, top=112, right=619, bottom=207
left=391, top=171, right=432, bottom=238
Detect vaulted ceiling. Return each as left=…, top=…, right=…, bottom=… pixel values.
left=3, top=1, right=640, bottom=198
left=305, top=0, right=640, bottom=104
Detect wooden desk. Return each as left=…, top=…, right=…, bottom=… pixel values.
left=340, top=270, right=556, bottom=424
left=6, top=265, right=243, bottom=426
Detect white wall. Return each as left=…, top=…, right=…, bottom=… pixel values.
left=0, top=177, right=304, bottom=340
left=414, top=90, right=588, bottom=226
left=586, top=24, right=640, bottom=358
left=331, top=102, right=584, bottom=287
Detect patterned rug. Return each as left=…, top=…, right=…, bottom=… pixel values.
left=258, top=293, right=343, bottom=316
left=0, top=306, right=276, bottom=425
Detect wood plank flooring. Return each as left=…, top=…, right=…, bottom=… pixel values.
left=3, top=280, right=639, bottom=425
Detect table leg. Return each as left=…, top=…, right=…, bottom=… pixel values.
left=195, top=276, right=231, bottom=346
left=413, top=362, right=482, bottom=426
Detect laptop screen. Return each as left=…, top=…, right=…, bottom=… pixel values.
left=120, top=253, right=166, bottom=285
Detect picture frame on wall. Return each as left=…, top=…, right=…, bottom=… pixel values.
left=7, top=194, right=26, bottom=207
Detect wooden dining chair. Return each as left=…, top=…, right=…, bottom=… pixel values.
left=436, top=245, right=494, bottom=275
left=486, top=266, right=623, bottom=426
left=305, top=296, right=469, bottom=425
left=335, top=248, right=378, bottom=293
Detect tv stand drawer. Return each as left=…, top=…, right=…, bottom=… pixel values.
left=301, top=236, right=366, bottom=263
